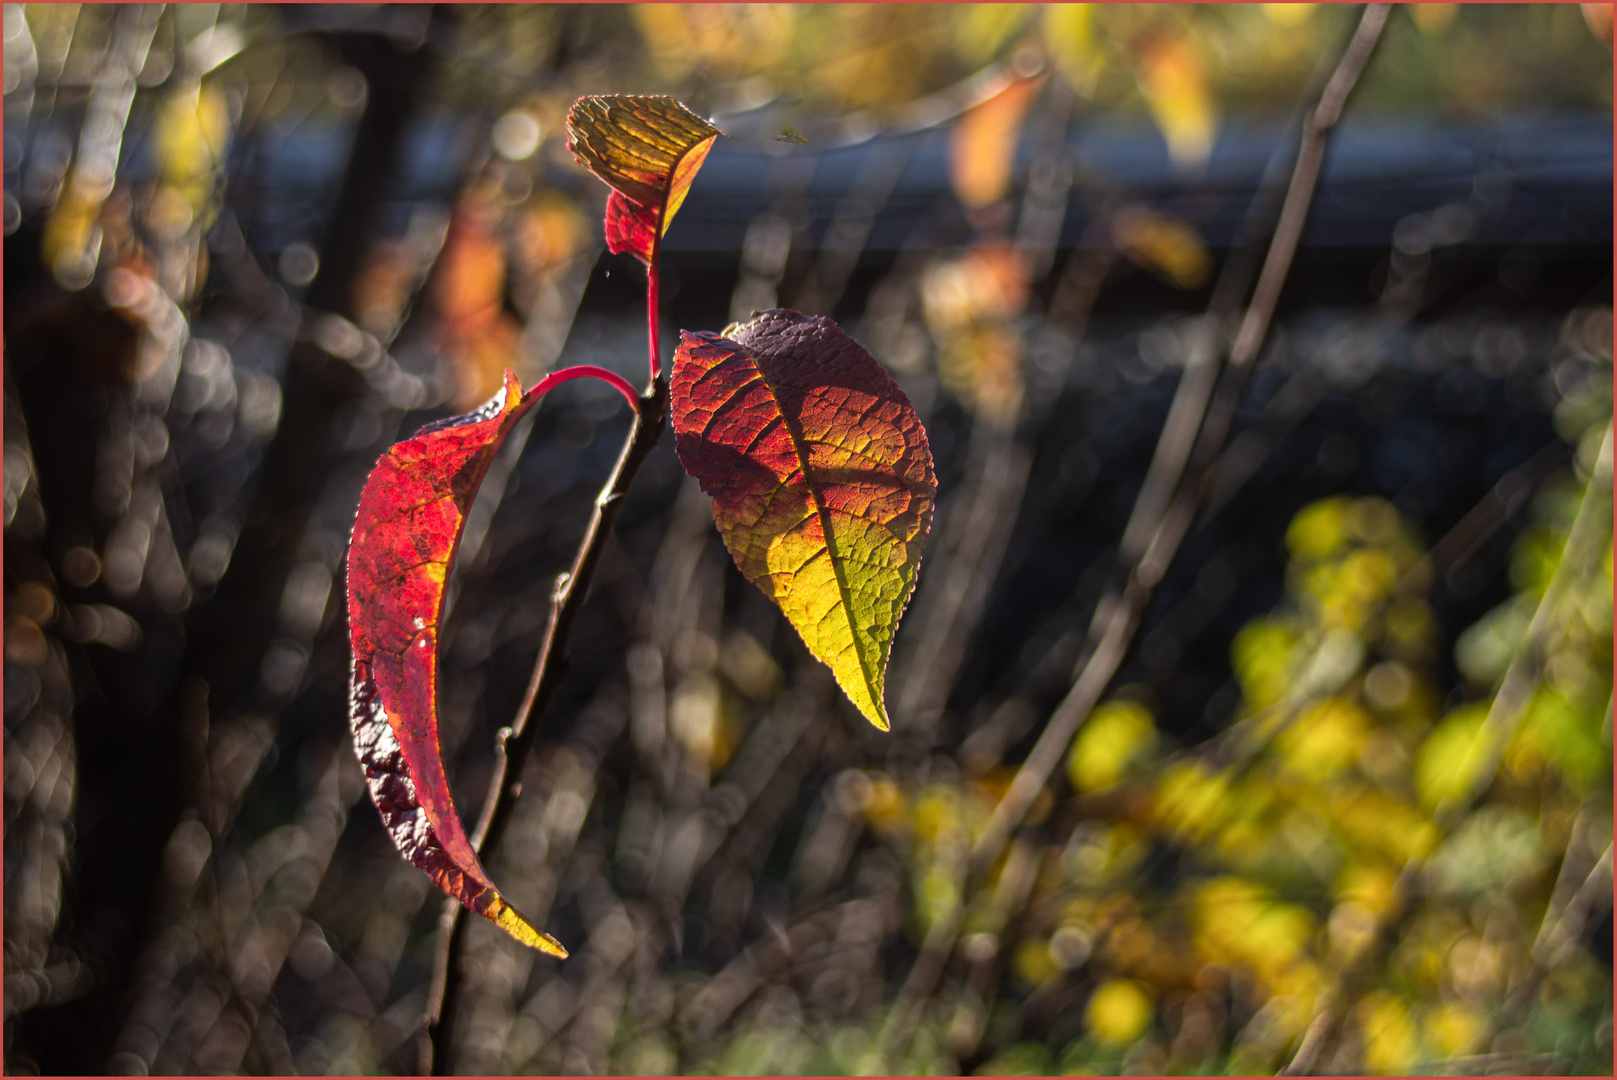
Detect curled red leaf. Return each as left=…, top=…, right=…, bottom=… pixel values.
left=603, top=189, right=661, bottom=264
left=347, top=370, right=565, bottom=956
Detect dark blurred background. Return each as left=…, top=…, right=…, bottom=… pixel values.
left=3, top=4, right=1612, bottom=1076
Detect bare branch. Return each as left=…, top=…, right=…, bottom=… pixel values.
left=970, top=3, right=1394, bottom=872
left=422, top=376, right=669, bottom=1075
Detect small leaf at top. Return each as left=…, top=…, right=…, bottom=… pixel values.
left=566, top=95, right=721, bottom=264
left=775, top=125, right=810, bottom=145
left=670, top=310, right=936, bottom=730
left=347, top=370, right=565, bottom=957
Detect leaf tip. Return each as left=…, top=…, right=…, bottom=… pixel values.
left=490, top=896, right=569, bottom=957
left=500, top=367, right=524, bottom=408
left=841, top=671, right=892, bottom=732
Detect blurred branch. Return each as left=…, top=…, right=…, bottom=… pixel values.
left=867, top=15, right=1396, bottom=1066
left=891, top=79, right=1074, bottom=764
left=189, top=743, right=366, bottom=1073
left=891, top=414, right=1031, bottom=757
left=876, top=823, right=968, bottom=1068
left=192, top=24, right=434, bottom=709
left=1281, top=421, right=1612, bottom=1076
left=1459, top=693, right=1611, bottom=1046
left=499, top=880, right=642, bottom=1070
left=791, top=139, right=918, bottom=316
left=970, top=2, right=1393, bottom=872
left=678, top=904, right=845, bottom=1045
left=942, top=838, right=1040, bottom=1060
left=657, top=675, right=825, bottom=923
left=954, top=5, right=1390, bottom=778
left=1532, top=840, right=1614, bottom=971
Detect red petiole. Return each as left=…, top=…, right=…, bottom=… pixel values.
left=525, top=363, right=641, bottom=412
left=647, top=252, right=661, bottom=383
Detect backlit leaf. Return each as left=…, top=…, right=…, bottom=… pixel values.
left=920, top=243, right=1031, bottom=421
left=669, top=309, right=936, bottom=730
left=432, top=187, right=522, bottom=410
left=1112, top=204, right=1211, bottom=289
left=1137, top=32, right=1217, bottom=167
left=949, top=70, right=1045, bottom=209
left=347, top=370, right=566, bottom=957
left=565, top=94, right=721, bottom=263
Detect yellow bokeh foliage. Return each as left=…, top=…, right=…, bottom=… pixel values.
left=1231, top=617, right=1302, bottom=710
left=1155, top=760, right=1231, bottom=842
left=151, top=80, right=231, bottom=238
left=1275, top=698, right=1371, bottom=783
left=921, top=244, right=1031, bottom=423
left=1414, top=703, right=1490, bottom=811
left=1068, top=700, right=1159, bottom=792
left=1191, top=877, right=1315, bottom=981
left=1085, top=978, right=1154, bottom=1047
left=1358, top=991, right=1417, bottom=1073
left=1136, top=31, right=1217, bottom=167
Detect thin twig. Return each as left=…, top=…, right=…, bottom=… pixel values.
left=890, top=82, right=1076, bottom=759
left=867, top=17, right=1394, bottom=1065
left=943, top=837, right=1041, bottom=1059
left=970, top=3, right=1392, bottom=872
left=421, top=374, right=669, bottom=1075
left=875, top=828, right=968, bottom=1069
left=1532, top=842, right=1614, bottom=970
left=954, top=6, right=1382, bottom=779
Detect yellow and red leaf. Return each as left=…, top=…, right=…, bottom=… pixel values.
left=669, top=310, right=936, bottom=730
left=347, top=370, right=565, bottom=957
left=565, top=95, right=721, bottom=263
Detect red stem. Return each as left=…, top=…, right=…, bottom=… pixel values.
left=523, top=364, right=640, bottom=412
left=646, top=249, right=662, bottom=382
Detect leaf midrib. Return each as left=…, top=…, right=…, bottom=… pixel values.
left=746, top=350, right=881, bottom=717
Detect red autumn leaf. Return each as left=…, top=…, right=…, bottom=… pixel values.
left=669, top=309, right=936, bottom=730
left=565, top=95, right=721, bottom=264
left=346, top=370, right=566, bottom=957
